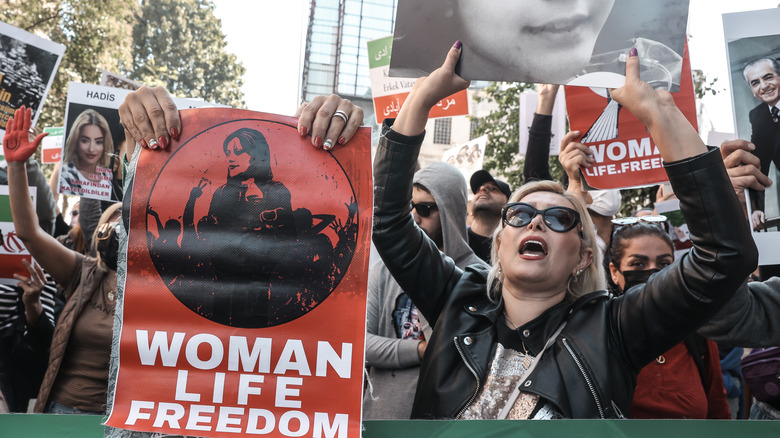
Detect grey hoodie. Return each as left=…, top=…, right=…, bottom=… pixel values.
left=363, top=161, right=487, bottom=419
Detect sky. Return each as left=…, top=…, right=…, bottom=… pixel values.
left=212, top=0, right=780, bottom=134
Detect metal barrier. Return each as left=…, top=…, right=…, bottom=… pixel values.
left=1, top=415, right=779, bottom=437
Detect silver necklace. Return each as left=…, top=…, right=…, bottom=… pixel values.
left=504, top=311, right=532, bottom=367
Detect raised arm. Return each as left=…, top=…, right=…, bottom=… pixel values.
left=4, top=107, right=77, bottom=284
left=523, top=84, right=559, bottom=182
left=609, top=51, right=758, bottom=368
left=393, top=42, right=470, bottom=137
left=610, top=49, right=706, bottom=161
left=372, top=43, right=471, bottom=324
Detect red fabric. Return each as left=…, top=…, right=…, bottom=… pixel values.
left=630, top=340, right=731, bottom=419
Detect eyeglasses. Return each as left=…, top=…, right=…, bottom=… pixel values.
left=501, top=202, right=581, bottom=232
left=611, top=215, right=668, bottom=237
left=97, top=222, right=121, bottom=240
left=611, top=215, right=667, bottom=226
left=411, top=202, right=438, bottom=218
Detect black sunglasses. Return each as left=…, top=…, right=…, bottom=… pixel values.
left=611, top=215, right=668, bottom=236
left=411, top=202, right=438, bottom=218
left=502, top=202, right=581, bottom=232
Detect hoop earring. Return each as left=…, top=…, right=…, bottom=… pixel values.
left=568, top=269, right=583, bottom=296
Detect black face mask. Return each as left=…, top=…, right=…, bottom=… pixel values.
left=620, top=268, right=660, bottom=292
left=97, top=228, right=119, bottom=271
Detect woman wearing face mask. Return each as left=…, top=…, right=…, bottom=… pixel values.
left=607, top=221, right=731, bottom=419
left=4, top=106, right=121, bottom=415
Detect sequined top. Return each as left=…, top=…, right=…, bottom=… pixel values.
left=460, top=342, right=562, bottom=419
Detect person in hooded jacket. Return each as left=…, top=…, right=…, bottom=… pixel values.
left=364, top=161, right=487, bottom=419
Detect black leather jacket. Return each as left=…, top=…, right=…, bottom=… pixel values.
left=372, top=121, right=757, bottom=419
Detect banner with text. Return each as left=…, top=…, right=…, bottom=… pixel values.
left=105, top=108, right=372, bottom=438
left=0, top=185, right=35, bottom=284
left=442, top=135, right=487, bottom=184
left=564, top=43, right=697, bottom=190
left=519, top=89, right=567, bottom=156
left=0, top=20, right=65, bottom=143
left=368, top=35, right=468, bottom=124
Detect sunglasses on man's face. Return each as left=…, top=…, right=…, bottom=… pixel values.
left=502, top=202, right=581, bottom=232
left=411, top=202, right=438, bottom=218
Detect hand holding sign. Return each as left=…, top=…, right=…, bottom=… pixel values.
left=721, top=140, right=772, bottom=197
left=3, top=106, right=48, bottom=162
left=118, top=86, right=181, bottom=151
left=559, top=130, right=595, bottom=201
left=394, top=42, right=470, bottom=136
left=295, top=94, right=364, bottom=150
left=610, top=49, right=705, bottom=163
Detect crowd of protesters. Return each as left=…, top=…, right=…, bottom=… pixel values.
left=1, top=19, right=780, bottom=430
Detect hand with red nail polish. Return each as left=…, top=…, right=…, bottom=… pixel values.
left=295, top=95, right=363, bottom=151
left=119, top=85, right=181, bottom=152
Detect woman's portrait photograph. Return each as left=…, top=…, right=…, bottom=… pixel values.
left=390, top=0, right=689, bottom=90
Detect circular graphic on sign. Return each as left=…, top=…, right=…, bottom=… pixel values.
left=145, top=119, right=358, bottom=328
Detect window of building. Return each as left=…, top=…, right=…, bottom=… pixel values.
left=433, top=118, right=452, bottom=144
left=469, top=118, right=479, bottom=140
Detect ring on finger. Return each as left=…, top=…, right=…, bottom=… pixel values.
left=26, top=280, right=33, bottom=286
left=332, top=110, right=349, bottom=124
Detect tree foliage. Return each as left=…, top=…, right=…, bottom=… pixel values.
left=470, top=82, right=534, bottom=189
left=0, top=0, right=245, bottom=129
left=0, top=0, right=137, bottom=128
left=132, top=0, right=245, bottom=108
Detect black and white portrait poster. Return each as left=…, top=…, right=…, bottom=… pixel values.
left=0, top=20, right=64, bottom=143
left=390, top=0, right=689, bottom=90
left=724, top=8, right=780, bottom=265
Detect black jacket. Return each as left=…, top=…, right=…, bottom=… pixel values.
left=372, top=120, right=757, bottom=419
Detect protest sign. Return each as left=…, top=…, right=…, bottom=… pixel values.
left=41, top=126, right=63, bottom=164
left=368, top=35, right=468, bottom=124
left=59, top=83, right=224, bottom=202
left=723, top=8, right=780, bottom=265
left=0, top=185, right=35, bottom=284
left=442, top=135, right=487, bottom=184
left=519, top=89, right=567, bottom=156
left=564, top=43, right=697, bottom=190
left=654, top=199, right=692, bottom=260
left=0, top=21, right=64, bottom=142
left=105, top=108, right=372, bottom=438
left=390, top=0, right=689, bottom=90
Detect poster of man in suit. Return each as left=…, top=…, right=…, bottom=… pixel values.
left=724, top=7, right=780, bottom=264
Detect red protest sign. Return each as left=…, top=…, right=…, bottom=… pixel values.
left=106, top=109, right=372, bottom=438
left=565, top=43, right=698, bottom=190
left=0, top=186, right=34, bottom=284
left=372, top=90, right=469, bottom=124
